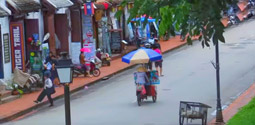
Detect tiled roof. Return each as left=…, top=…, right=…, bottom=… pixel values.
left=6, top=0, right=41, bottom=13
left=47, top=0, right=74, bottom=8
left=0, top=5, right=11, bottom=17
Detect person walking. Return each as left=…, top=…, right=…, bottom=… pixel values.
left=34, top=71, right=55, bottom=107
left=153, top=46, right=163, bottom=76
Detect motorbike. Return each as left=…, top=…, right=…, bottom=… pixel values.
left=101, top=53, right=111, bottom=66
left=96, top=48, right=111, bottom=66
left=136, top=84, right=157, bottom=106
left=245, top=0, right=255, bottom=10
left=244, top=9, right=255, bottom=20
left=140, top=38, right=153, bottom=49
left=227, top=14, right=239, bottom=26
left=73, top=60, right=101, bottom=77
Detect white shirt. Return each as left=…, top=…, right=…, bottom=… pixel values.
left=44, top=78, right=53, bottom=89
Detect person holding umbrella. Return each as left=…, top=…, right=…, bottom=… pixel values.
left=122, top=48, right=161, bottom=106
left=79, top=50, right=92, bottom=77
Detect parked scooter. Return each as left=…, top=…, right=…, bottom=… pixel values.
left=73, top=60, right=101, bottom=77
left=140, top=37, right=153, bottom=49
left=96, top=48, right=111, bottom=66
left=244, top=9, right=255, bottom=20
left=101, top=53, right=111, bottom=66
left=245, top=0, right=255, bottom=10
left=227, top=14, right=239, bottom=26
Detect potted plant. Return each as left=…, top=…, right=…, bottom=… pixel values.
left=10, top=83, right=24, bottom=97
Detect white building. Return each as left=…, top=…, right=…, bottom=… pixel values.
left=0, top=1, right=12, bottom=81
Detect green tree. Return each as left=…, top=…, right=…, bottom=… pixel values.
left=118, top=0, right=237, bottom=47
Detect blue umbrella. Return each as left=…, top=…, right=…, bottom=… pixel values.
left=122, top=48, right=162, bottom=64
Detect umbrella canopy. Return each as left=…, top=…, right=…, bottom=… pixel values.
left=122, top=48, right=162, bottom=64
left=80, top=48, right=91, bottom=53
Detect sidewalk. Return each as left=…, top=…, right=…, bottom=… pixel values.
left=0, top=36, right=187, bottom=123
left=209, top=83, right=255, bottom=124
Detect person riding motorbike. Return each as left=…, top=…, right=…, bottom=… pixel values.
left=135, top=66, right=149, bottom=95
left=79, top=51, right=92, bottom=77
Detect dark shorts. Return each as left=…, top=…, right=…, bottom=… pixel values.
left=148, top=61, right=152, bottom=70
left=155, top=60, right=162, bottom=68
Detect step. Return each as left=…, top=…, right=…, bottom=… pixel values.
left=0, top=95, right=20, bottom=105
left=0, top=91, right=12, bottom=99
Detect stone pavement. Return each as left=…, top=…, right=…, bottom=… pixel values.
left=0, top=36, right=187, bottom=123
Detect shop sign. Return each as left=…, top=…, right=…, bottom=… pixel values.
left=3, top=33, right=10, bottom=63
left=10, top=22, right=25, bottom=71
left=82, top=14, right=95, bottom=60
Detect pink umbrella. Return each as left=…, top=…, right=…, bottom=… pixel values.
left=80, top=48, right=91, bottom=53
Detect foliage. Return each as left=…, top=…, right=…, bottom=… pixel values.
left=227, top=98, right=255, bottom=125
left=117, top=0, right=237, bottom=47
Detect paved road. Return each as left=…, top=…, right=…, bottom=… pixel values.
left=5, top=20, right=255, bottom=125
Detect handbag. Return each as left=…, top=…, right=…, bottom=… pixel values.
left=46, top=85, right=56, bottom=95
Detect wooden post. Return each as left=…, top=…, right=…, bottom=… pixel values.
left=47, top=13, right=56, bottom=55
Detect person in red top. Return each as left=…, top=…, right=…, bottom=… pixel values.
left=152, top=46, right=163, bottom=76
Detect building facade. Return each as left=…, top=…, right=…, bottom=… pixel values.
left=0, top=1, right=12, bottom=80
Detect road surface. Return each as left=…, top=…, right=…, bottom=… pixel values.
left=5, top=20, right=255, bottom=125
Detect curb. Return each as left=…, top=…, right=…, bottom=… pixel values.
left=0, top=40, right=188, bottom=123
left=209, top=83, right=255, bottom=124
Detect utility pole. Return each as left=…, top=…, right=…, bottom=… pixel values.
left=215, top=39, right=224, bottom=123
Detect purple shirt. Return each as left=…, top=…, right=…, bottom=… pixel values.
left=135, top=72, right=149, bottom=84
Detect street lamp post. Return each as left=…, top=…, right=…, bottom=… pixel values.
left=215, top=40, right=224, bottom=123
left=56, top=58, right=73, bottom=125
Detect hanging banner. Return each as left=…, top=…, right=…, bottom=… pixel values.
left=71, top=42, right=81, bottom=64
left=82, top=14, right=95, bottom=60
left=10, top=22, right=25, bottom=71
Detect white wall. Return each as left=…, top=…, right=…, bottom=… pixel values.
left=0, top=17, right=12, bottom=80
left=0, top=0, right=12, bottom=81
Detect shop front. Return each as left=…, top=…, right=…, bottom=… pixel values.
left=7, top=0, right=42, bottom=72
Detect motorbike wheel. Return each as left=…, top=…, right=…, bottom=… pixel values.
left=107, top=61, right=110, bottom=66
left=73, top=71, right=79, bottom=78
left=92, top=69, right=101, bottom=77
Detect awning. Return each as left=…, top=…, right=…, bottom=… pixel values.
left=6, top=0, right=41, bottom=13
left=0, top=4, right=11, bottom=17
left=46, top=0, right=74, bottom=8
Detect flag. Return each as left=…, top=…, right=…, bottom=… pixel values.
left=84, top=2, right=95, bottom=15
